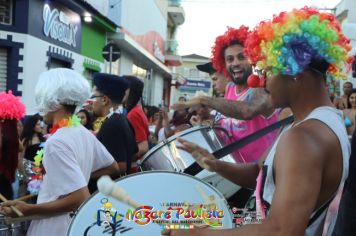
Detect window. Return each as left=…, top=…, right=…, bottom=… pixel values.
left=0, top=0, right=13, bottom=25
left=0, top=47, right=7, bottom=92
left=189, top=68, right=199, bottom=78
left=49, top=58, right=71, bottom=69
left=132, top=64, right=147, bottom=79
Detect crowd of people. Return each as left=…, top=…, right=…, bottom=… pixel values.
left=0, top=6, right=355, bottom=236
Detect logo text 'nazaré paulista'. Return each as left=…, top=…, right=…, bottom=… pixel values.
left=125, top=204, right=224, bottom=228
left=43, top=4, right=78, bottom=47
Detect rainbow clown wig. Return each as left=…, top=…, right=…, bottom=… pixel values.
left=244, top=7, right=354, bottom=80
left=211, top=26, right=250, bottom=76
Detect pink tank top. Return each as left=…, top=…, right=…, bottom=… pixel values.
left=218, top=82, right=278, bottom=163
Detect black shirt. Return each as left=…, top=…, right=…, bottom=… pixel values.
left=96, top=113, right=138, bottom=174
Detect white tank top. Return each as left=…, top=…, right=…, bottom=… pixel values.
left=259, top=106, right=350, bottom=236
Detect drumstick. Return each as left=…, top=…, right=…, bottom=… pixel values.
left=15, top=194, right=37, bottom=202
left=0, top=193, right=24, bottom=217
left=97, top=176, right=141, bottom=209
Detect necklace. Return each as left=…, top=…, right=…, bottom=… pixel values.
left=28, top=114, right=81, bottom=194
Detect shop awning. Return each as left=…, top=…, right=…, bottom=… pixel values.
left=109, top=32, right=172, bottom=79
left=83, top=58, right=101, bottom=71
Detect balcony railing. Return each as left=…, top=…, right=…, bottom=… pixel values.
left=166, top=39, right=179, bottom=55
left=168, top=0, right=182, bottom=7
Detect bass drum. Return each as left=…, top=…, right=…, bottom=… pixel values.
left=138, top=126, right=241, bottom=198
left=67, top=171, right=234, bottom=236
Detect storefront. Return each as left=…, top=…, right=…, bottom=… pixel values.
left=0, top=0, right=117, bottom=114
left=107, top=0, right=173, bottom=106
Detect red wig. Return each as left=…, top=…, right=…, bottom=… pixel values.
left=0, top=91, right=25, bottom=182
left=211, top=26, right=250, bottom=77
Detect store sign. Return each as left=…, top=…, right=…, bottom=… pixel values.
left=153, top=41, right=165, bottom=63
left=179, top=79, right=211, bottom=91
left=43, top=4, right=79, bottom=47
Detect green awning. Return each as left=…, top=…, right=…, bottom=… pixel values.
left=83, top=58, right=101, bottom=72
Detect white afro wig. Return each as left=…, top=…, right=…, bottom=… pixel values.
left=35, top=68, right=90, bottom=115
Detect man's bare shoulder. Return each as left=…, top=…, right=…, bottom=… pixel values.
left=276, top=119, right=337, bottom=164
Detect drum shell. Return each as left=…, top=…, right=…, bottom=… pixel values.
left=67, top=171, right=234, bottom=236
left=0, top=215, right=28, bottom=236
left=139, top=126, right=241, bottom=198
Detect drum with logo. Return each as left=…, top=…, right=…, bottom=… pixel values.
left=138, top=126, right=241, bottom=198
left=67, top=171, right=234, bottom=236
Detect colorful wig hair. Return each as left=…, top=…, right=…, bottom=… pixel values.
left=0, top=90, right=25, bottom=121
left=211, top=26, right=250, bottom=76
left=244, top=7, right=353, bottom=80
left=0, top=91, right=24, bottom=182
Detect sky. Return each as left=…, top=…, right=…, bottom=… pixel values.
left=177, top=0, right=342, bottom=58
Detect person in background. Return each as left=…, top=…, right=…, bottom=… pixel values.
left=343, top=88, right=356, bottom=136
left=20, top=114, right=45, bottom=163
left=189, top=92, right=214, bottom=126
left=0, top=91, right=25, bottom=199
left=196, top=62, right=230, bottom=97
left=19, top=114, right=46, bottom=194
left=91, top=73, right=138, bottom=186
left=157, top=108, right=192, bottom=142
left=124, top=75, right=150, bottom=172
left=178, top=96, right=187, bottom=102
left=146, top=105, right=160, bottom=147
left=76, top=109, right=94, bottom=131
left=334, top=81, right=353, bottom=110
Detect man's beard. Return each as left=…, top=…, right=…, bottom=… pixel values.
left=229, top=66, right=252, bottom=85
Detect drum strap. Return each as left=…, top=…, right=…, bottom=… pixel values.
left=184, top=116, right=294, bottom=176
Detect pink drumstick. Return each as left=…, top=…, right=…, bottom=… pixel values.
left=97, top=176, right=141, bottom=209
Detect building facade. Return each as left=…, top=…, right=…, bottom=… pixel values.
left=170, top=54, right=212, bottom=105
left=101, top=0, right=185, bottom=106
left=0, top=0, right=117, bottom=114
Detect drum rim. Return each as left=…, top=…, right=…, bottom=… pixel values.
left=67, top=170, right=233, bottom=235
left=139, top=125, right=228, bottom=165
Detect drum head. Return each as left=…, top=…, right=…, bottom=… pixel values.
left=67, top=171, right=233, bottom=236
left=139, top=126, right=233, bottom=171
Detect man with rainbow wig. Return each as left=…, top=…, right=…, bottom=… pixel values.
left=163, top=7, right=353, bottom=236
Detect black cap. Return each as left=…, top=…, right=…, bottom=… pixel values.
left=196, top=62, right=216, bottom=75
left=93, top=73, right=128, bottom=103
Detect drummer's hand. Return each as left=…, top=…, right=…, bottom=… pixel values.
left=0, top=200, right=31, bottom=217
left=177, top=138, right=217, bottom=172
left=171, top=96, right=208, bottom=112
left=161, top=228, right=212, bottom=236
left=162, top=107, right=169, bottom=121
left=190, top=115, right=201, bottom=126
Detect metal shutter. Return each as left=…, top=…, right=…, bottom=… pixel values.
left=0, top=47, right=7, bottom=92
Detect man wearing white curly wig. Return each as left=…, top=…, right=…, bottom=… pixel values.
left=1, top=68, right=118, bottom=236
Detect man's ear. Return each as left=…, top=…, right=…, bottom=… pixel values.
left=101, top=95, right=109, bottom=106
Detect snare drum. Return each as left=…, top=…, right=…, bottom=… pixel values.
left=138, top=126, right=241, bottom=198
left=0, top=214, right=27, bottom=236
left=67, top=171, right=233, bottom=236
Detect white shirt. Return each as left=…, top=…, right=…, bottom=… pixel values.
left=27, top=125, right=114, bottom=236
left=261, top=107, right=350, bottom=236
